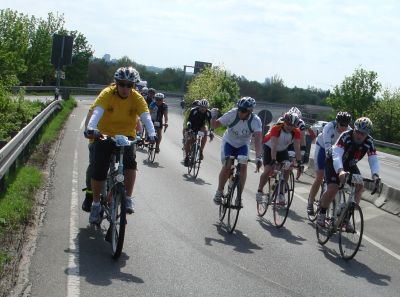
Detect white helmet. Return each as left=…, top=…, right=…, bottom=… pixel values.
left=237, top=97, right=256, bottom=110
left=155, top=93, right=165, bottom=100
left=288, top=106, right=302, bottom=118
left=198, top=99, right=209, bottom=108
left=114, top=66, right=141, bottom=83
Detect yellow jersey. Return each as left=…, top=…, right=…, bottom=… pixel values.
left=90, top=84, right=148, bottom=137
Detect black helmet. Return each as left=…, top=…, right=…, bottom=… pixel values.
left=336, top=111, right=352, bottom=126
left=192, top=100, right=200, bottom=107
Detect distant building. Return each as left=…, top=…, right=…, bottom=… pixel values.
left=111, top=59, right=118, bottom=64
left=103, top=54, right=111, bottom=62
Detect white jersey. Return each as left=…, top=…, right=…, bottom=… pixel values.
left=219, top=108, right=262, bottom=148
left=316, top=121, right=350, bottom=151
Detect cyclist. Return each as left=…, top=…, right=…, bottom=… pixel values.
left=141, top=86, right=149, bottom=97
left=84, top=66, right=156, bottom=224
left=145, top=87, right=156, bottom=106
left=316, top=117, right=380, bottom=227
left=256, top=112, right=303, bottom=204
left=211, top=97, right=263, bottom=204
left=307, top=112, right=351, bottom=215
left=183, top=99, right=213, bottom=166
left=149, top=92, right=168, bottom=153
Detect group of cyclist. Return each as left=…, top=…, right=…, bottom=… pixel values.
left=82, top=65, right=381, bottom=233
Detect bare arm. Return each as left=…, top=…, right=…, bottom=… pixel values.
left=270, top=136, right=278, bottom=161
left=211, top=119, right=222, bottom=129
left=84, top=109, right=93, bottom=128
left=253, top=131, right=263, bottom=158
left=294, top=139, right=302, bottom=162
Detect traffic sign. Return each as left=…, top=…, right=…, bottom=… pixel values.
left=258, top=109, right=273, bottom=135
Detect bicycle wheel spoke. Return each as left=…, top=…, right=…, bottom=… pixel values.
left=227, top=181, right=241, bottom=233
left=273, top=183, right=290, bottom=228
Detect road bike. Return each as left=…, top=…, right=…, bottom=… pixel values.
left=97, top=135, right=138, bottom=259
left=146, top=121, right=167, bottom=163
left=219, top=157, right=244, bottom=233
left=256, top=161, right=295, bottom=228
left=316, top=173, right=380, bottom=260
left=186, top=130, right=205, bottom=178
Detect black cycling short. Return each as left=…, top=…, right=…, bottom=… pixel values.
left=324, top=158, right=360, bottom=185
left=92, top=138, right=137, bottom=181
left=263, top=145, right=289, bottom=166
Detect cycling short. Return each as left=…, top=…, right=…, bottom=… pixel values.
left=325, top=158, right=360, bottom=185
left=263, top=145, right=289, bottom=166
left=314, top=143, right=326, bottom=171
left=221, top=142, right=248, bottom=162
left=92, top=138, right=137, bottom=181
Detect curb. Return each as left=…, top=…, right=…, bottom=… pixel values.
left=305, top=158, right=400, bottom=217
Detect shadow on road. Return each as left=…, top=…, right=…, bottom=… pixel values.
left=287, top=209, right=306, bottom=223
left=182, top=174, right=212, bottom=186
left=256, top=217, right=307, bottom=245
left=204, top=223, right=262, bottom=254
left=64, top=227, right=144, bottom=286
left=319, top=246, right=391, bottom=286
left=142, top=160, right=164, bottom=168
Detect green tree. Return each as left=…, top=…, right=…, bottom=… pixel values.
left=327, top=67, right=381, bottom=119
left=185, top=67, right=239, bottom=112
left=367, top=88, right=400, bottom=142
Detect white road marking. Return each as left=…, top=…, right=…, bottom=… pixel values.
left=66, top=119, right=84, bottom=297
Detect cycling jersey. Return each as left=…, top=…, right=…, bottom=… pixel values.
left=89, top=85, right=149, bottom=138
left=187, top=107, right=212, bottom=131
left=263, top=124, right=301, bottom=151
left=149, top=102, right=168, bottom=124
left=330, top=130, right=379, bottom=176
left=145, top=95, right=154, bottom=106
left=316, top=121, right=349, bottom=151
left=219, top=108, right=262, bottom=148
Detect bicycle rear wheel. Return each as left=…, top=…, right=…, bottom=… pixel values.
left=148, top=144, right=156, bottom=163
left=339, top=203, right=364, bottom=260
left=227, top=179, right=241, bottom=233
left=110, top=184, right=127, bottom=259
left=316, top=199, right=336, bottom=245
left=187, top=144, right=195, bottom=175
left=257, top=178, right=272, bottom=217
left=308, top=183, right=326, bottom=222
left=273, top=182, right=290, bottom=228
left=219, top=195, right=228, bottom=221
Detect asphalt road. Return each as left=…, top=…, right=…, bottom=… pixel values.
left=24, top=96, right=400, bottom=297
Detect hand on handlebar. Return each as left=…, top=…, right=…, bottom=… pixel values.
left=371, top=174, right=381, bottom=195
left=84, top=128, right=101, bottom=139
left=255, top=157, right=263, bottom=173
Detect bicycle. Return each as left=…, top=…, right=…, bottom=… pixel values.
left=146, top=121, right=167, bottom=163
left=186, top=130, right=205, bottom=178
left=256, top=161, right=294, bottom=228
left=315, top=173, right=380, bottom=260
left=218, top=156, right=244, bottom=233
left=96, top=135, right=138, bottom=259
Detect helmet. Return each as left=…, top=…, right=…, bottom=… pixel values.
left=155, top=93, right=165, bottom=100
left=288, top=107, right=302, bottom=118
left=336, top=111, right=352, bottom=126
left=198, top=99, right=209, bottom=108
left=354, top=117, right=373, bottom=134
left=237, top=96, right=256, bottom=110
left=283, top=112, right=300, bottom=126
left=192, top=100, right=200, bottom=107
left=141, top=87, right=148, bottom=94
left=114, top=66, right=141, bottom=83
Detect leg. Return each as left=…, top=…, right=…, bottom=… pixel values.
left=309, top=170, right=325, bottom=202
left=218, top=159, right=232, bottom=192
left=156, top=128, right=162, bottom=151
left=258, top=165, right=272, bottom=192
left=124, top=169, right=136, bottom=197
left=239, top=163, right=247, bottom=194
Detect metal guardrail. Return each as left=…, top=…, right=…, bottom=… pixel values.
left=375, top=140, right=400, bottom=150
left=0, top=99, right=62, bottom=181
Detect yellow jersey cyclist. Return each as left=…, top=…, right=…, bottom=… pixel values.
left=256, top=112, right=303, bottom=204
left=211, top=97, right=263, bottom=204
left=183, top=99, right=214, bottom=166
left=307, top=111, right=351, bottom=215
left=85, top=67, right=156, bottom=224
left=149, top=92, right=168, bottom=153
left=316, top=117, right=380, bottom=227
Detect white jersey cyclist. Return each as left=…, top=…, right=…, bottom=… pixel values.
left=219, top=108, right=262, bottom=148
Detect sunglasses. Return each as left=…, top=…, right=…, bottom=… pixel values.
left=338, top=122, right=348, bottom=127
left=284, top=121, right=295, bottom=127
left=354, top=129, right=367, bottom=137
left=238, top=108, right=250, bottom=113
left=118, top=82, right=134, bottom=89
left=155, top=98, right=163, bottom=101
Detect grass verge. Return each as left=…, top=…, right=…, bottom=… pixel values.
left=0, top=98, right=76, bottom=281
left=214, top=126, right=226, bottom=137
left=376, top=145, right=400, bottom=157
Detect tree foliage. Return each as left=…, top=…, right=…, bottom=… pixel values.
left=327, top=67, right=381, bottom=119
left=367, top=88, right=400, bottom=142
left=185, top=67, right=240, bottom=112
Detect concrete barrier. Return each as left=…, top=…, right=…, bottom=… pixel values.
left=304, top=158, right=400, bottom=217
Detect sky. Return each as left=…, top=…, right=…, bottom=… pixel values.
left=3, top=0, right=400, bottom=89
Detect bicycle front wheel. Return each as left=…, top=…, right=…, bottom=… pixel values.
left=193, top=143, right=201, bottom=179
left=273, top=182, right=290, bottom=228
left=288, top=171, right=295, bottom=207
left=110, top=184, right=127, bottom=259
left=257, top=178, right=272, bottom=217
left=339, top=203, right=364, bottom=260
left=227, top=179, right=241, bottom=233
left=148, top=145, right=156, bottom=163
